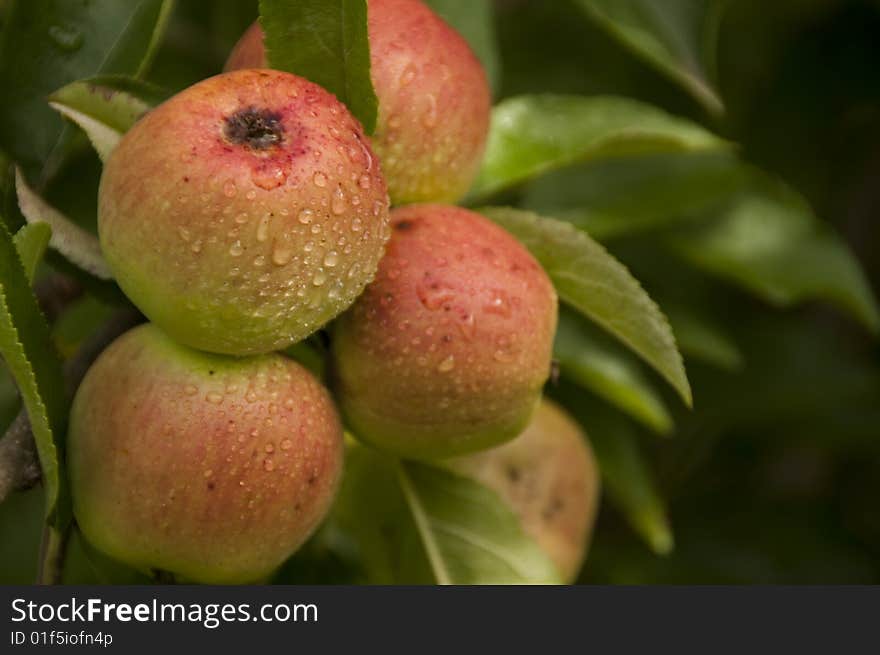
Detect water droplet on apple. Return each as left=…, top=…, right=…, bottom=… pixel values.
left=331, top=187, right=346, bottom=215
left=437, top=355, right=455, bottom=373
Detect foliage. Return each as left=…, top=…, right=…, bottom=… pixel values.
left=0, top=0, right=878, bottom=584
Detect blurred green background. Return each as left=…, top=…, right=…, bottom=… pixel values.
left=1, top=0, right=879, bottom=583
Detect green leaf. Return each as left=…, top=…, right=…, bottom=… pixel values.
left=521, top=152, right=748, bottom=241
left=481, top=207, right=691, bottom=406
left=662, top=302, right=742, bottom=370
left=259, top=0, right=378, bottom=134
left=330, top=443, right=429, bottom=584
left=697, top=316, right=880, bottom=439
left=15, top=168, right=111, bottom=280
left=574, top=0, right=725, bottom=115
left=0, top=153, right=24, bottom=233
left=593, top=430, right=673, bottom=555
left=555, top=308, right=673, bottom=435
left=51, top=296, right=117, bottom=359
left=0, top=488, right=44, bottom=582
left=0, top=362, right=20, bottom=433
left=670, top=178, right=880, bottom=333
left=0, top=219, right=67, bottom=525
left=424, top=0, right=500, bottom=94
left=470, top=95, right=727, bottom=200
left=559, top=389, right=673, bottom=555
left=0, top=0, right=175, bottom=181
left=331, top=443, right=561, bottom=584
left=397, top=460, right=563, bottom=584
left=48, top=76, right=169, bottom=162
left=12, top=223, right=51, bottom=284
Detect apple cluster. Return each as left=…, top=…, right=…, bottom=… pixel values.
left=68, top=0, right=598, bottom=584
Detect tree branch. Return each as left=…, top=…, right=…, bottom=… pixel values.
left=0, top=306, right=143, bottom=504
left=0, top=411, right=40, bottom=499
left=34, top=273, right=83, bottom=322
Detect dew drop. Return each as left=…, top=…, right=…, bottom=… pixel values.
left=323, top=251, right=339, bottom=267
left=437, top=355, right=456, bottom=372
left=331, top=187, right=346, bottom=215
left=485, top=291, right=513, bottom=318
left=313, top=172, right=327, bottom=188
left=256, top=215, right=271, bottom=242
left=184, top=385, right=198, bottom=396
left=207, top=392, right=223, bottom=404
left=356, top=133, right=374, bottom=170
left=229, top=241, right=243, bottom=257
left=400, top=64, right=417, bottom=87
left=178, top=226, right=191, bottom=242
left=358, top=174, right=371, bottom=190
left=493, top=350, right=512, bottom=363
left=423, top=94, right=438, bottom=128
left=263, top=459, right=275, bottom=472
left=351, top=218, right=363, bottom=232
left=417, top=283, right=455, bottom=310
left=281, top=439, right=293, bottom=451
left=298, top=208, right=314, bottom=225
left=272, top=245, right=294, bottom=266
left=223, top=180, right=237, bottom=197
left=312, top=271, right=327, bottom=286
left=252, top=165, right=287, bottom=190
left=457, top=313, right=477, bottom=340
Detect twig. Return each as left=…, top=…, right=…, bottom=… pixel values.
left=0, top=411, right=40, bottom=499
left=0, top=307, right=143, bottom=505
left=0, top=274, right=84, bottom=497
left=34, top=273, right=83, bottom=322
left=37, top=524, right=69, bottom=585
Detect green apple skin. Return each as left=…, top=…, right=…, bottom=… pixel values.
left=225, top=0, right=491, bottom=206
left=68, top=324, right=344, bottom=584
left=333, top=204, right=558, bottom=459
left=448, top=400, right=601, bottom=583
left=99, top=69, right=390, bottom=356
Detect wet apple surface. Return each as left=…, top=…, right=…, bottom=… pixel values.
left=99, top=69, right=391, bottom=356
